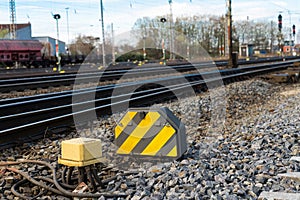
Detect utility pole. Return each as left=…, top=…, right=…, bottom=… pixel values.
left=226, top=0, right=235, bottom=68
left=143, top=26, right=146, bottom=60
left=288, top=11, right=292, bottom=55
left=9, top=0, right=16, bottom=39
left=270, top=21, right=274, bottom=54
left=111, top=23, right=115, bottom=65
left=65, top=7, right=70, bottom=45
left=168, top=0, right=174, bottom=60
left=287, top=11, right=296, bottom=55
left=100, top=0, right=106, bottom=67
left=65, top=7, right=70, bottom=57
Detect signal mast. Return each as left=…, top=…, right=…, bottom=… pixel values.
left=9, top=0, right=17, bottom=39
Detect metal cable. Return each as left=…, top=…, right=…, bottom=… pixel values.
left=7, top=167, right=64, bottom=196
left=66, top=166, right=74, bottom=185
left=61, top=166, right=67, bottom=184
left=0, top=160, right=129, bottom=198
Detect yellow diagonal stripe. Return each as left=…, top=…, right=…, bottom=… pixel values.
left=117, top=112, right=160, bottom=154
left=141, top=125, right=176, bottom=156
left=115, top=111, right=137, bottom=139
left=167, top=146, right=177, bottom=157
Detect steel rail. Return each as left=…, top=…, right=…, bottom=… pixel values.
left=1, top=59, right=298, bottom=118
left=0, top=64, right=205, bottom=93
left=1, top=58, right=299, bottom=106
left=0, top=59, right=298, bottom=149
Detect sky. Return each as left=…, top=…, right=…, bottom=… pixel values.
left=0, top=0, right=299, bottom=44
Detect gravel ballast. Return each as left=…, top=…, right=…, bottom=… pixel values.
left=0, top=79, right=299, bottom=199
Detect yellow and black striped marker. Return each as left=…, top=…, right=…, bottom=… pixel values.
left=114, top=107, right=187, bottom=159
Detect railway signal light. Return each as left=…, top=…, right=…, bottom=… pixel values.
left=53, top=14, right=61, bottom=20
left=293, top=24, right=296, bottom=36
left=160, top=18, right=167, bottom=23
left=53, top=13, right=61, bottom=71
left=278, top=14, right=282, bottom=32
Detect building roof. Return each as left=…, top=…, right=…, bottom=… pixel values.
left=0, top=40, right=43, bottom=52
left=0, top=23, right=31, bottom=31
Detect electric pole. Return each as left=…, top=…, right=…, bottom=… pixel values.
left=143, top=26, right=146, bottom=60
left=65, top=7, right=70, bottom=45
left=100, top=0, right=106, bottom=67
left=288, top=11, right=292, bottom=55
left=270, top=21, right=274, bottom=54
left=226, top=0, right=235, bottom=68
left=169, top=0, right=174, bottom=60
left=111, top=23, right=115, bottom=65
left=9, top=0, right=16, bottom=39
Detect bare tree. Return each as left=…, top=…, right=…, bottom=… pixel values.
left=132, top=14, right=282, bottom=57
left=69, top=35, right=96, bottom=56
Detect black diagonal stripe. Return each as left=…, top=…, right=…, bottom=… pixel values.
left=130, top=116, right=164, bottom=154
left=155, top=135, right=176, bottom=157
left=115, top=111, right=147, bottom=148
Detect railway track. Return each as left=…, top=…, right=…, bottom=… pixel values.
left=0, top=56, right=299, bottom=93
left=0, top=59, right=299, bottom=149
left=0, top=64, right=197, bottom=93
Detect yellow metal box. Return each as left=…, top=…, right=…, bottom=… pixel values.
left=58, top=138, right=104, bottom=167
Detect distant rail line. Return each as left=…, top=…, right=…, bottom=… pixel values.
left=0, top=56, right=299, bottom=93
